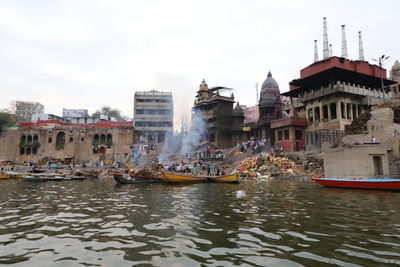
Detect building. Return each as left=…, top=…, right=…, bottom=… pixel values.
left=62, top=109, right=89, bottom=118
left=282, top=18, right=396, bottom=150
left=251, top=71, right=282, bottom=142
left=0, top=120, right=134, bottom=163
left=133, top=90, right=173, bottom=153
left=390, top=60, right=400, bottom=97
left=192, top=80, right=236, bottom=149
left=271, top=106, right=308, bottom=152
left=14, top=101, right=44, bottom=123
left=31, top=113, right=69, bottom=123
left=62, top=108, right=100, bottom=124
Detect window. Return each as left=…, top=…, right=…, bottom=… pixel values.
left=284, top=130, right=289, bottom=140
left=295, top=130, right=302, bottom=140
left=278, top=131, right=283, bottom=141
left=69, top=137, right=73, bottom=142
left=48, top=137, right=52, bottom=143
left=330, top=103, right=337, bottom=119
left=308, top=109, right=313, bottom=122
left=322, top=105, right=328, bottom=120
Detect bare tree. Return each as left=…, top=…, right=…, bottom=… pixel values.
left=93, top=106, right=126, bottom=121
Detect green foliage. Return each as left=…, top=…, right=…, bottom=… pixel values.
left=0, top=112, right=17, bottom=132
left=92, top=139, right=99, bottom=146
left=105, top=140, right=113, bottom=146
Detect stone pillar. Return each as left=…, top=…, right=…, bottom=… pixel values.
left=336, top=101, right=341, bottom=120
left=327, top=104, right=330, bottom=121
left=343, top=102, right=347, bottom=119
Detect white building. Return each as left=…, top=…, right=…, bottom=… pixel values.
left=15, top=101, right=44, bottom=123
left=62, top=109, right=89, bottom=118
left=134, top=90, right=173, bottom=153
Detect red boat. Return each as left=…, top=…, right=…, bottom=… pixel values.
left=311, top=177, right=400, bottom=191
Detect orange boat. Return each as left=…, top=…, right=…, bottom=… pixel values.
left=162, top=171, right=208, bottom=183
left=162, top=171, right=239, bottom=183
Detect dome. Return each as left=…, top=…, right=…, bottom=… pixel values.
left=259, top=71, right=281, bottom=106
left=232, top=102, right=244, bottom=117
left=261, top=71, right=279, bottom=93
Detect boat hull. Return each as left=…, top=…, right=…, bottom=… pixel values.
left=112, top=173, right=162, bottom=184
left=208, top=173, right=240, bottom=183
left=162, top=172, right=207, bottom=183
left=311, top=177, right=400, bottom=191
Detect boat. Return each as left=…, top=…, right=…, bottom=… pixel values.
left=310, top=177, right=400, bottom=191
left=65, top=175, right=87, bottom=180
left=208, top=173, right=240, bottom=183
left=23, top=175, right=47, bottom=182
left=45, top=176, right=65, bottom=181
left=112, top=172, right=163, bottom=184
left=0, top=173, right=9, bottom=179
left=162, top=171, right=208, bottom=183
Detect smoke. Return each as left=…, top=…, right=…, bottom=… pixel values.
left=157, top=111, right=206, bottom=163
left=179, top=112, right=206, bottom=156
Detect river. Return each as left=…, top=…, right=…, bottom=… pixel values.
left=0, top=178, right=400, bottom=266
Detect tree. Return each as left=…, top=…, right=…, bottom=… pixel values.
left=92, top=106, right=126, bottom=121
left=0, top=112, right=17, bottom=133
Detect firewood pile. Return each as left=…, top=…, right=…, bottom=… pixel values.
left=237, top=154, right=304, bottom=180
left=344, top=111, right=371, bottom=135
left=131, top=163, right=163, bottom=178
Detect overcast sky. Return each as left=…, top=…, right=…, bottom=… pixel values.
left=1, top=0, right=399, bottom=129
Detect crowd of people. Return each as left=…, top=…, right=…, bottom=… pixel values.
left=163, top=160, right=226, bottom=176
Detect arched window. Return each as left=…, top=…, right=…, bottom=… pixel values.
left=32, top=147, right=37, bottom=155
left=100, top=134, right=106, bottom=144
left=106, top=134, right=113, bottom=146
left=26, top=147, right=31, bottom=155
left=20, top=147, right=25, bottom=155
left=56, top=132, right=65, bottom=150
left=20, top=135, right=26, bottom=143
left=33, top=135, right=38, bottom=142
left=48, top=137, right=52, bottom=143
left=27, top=135, right=32, bottom=143
left=93, top=134, right=100, bottom=146
left=99, top=146, right=106, bottom=155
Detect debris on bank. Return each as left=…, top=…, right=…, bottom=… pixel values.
left=237, top=154, right=305, bottom=180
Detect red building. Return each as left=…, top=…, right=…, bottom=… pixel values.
left=271, top=106, right=307, bottom=152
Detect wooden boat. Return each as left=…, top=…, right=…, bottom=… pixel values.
left=208, top=173, right=240, bottom=183
left=45, top=176, right=65, bottom=181
left=23, top=175, right=47, bottom=182
left=162, top=171, right=208, bottom=183
left=0, top=173, right=9, bottom=179
left=112, top=173, right=163, bottom=184
left=311, top=177, right=400, bottom=191
left=65, top=176, right=87, bottom=180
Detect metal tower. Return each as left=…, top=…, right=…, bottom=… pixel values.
left=323, top=17, right=330, bottom=59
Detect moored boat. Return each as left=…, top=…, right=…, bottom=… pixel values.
left=0, top=173, right=9, bottom=179
left=23, top=175, right=47, bottom=182
left=207, top=173, right=240, bottom=183
left=162, top=171, right=208, bottom=183
left=112, top=172, right=163, bottom=184
left=311, top=177, right=400, bottom=191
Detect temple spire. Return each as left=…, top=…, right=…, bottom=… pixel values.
left=329, top=44, right=333, bottom=57
left=341, top=25, right=348, bottom=59
left=323, top=17, right=329, bottom=59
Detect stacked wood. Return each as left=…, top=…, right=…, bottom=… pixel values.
left=344, top=112, right=371, bottom=135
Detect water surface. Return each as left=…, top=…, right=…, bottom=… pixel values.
left=1, top=178, right=400, bottom=266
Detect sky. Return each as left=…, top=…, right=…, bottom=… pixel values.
left=0, top=0, right=399, bottom=129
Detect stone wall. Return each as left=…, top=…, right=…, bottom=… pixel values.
left=0, top=125, right=134, bottom=163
